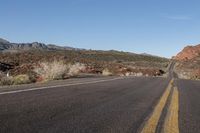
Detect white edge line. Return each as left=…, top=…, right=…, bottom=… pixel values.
left=0, top=77, right=124, bottom=95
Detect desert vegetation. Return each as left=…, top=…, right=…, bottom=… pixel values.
left=34, top=61, right=86, bottom=81
left=0, top=61, right=86, bottom=86
left=0, top=50, right=169, bottom=86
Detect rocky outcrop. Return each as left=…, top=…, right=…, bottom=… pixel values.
left=174, top=44, right=200, bottom=80
left=174, top=44, right=200, bottom=61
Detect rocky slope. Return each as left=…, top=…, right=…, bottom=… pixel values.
left=174, top=44, right=200, bottom=79
left=174, top=44, right=200, bottom=61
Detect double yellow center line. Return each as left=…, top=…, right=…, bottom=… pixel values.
left=140, top=79, right=179, bottom=133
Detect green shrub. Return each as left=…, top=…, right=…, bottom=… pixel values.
left=13, top=74, right=31, bottom=85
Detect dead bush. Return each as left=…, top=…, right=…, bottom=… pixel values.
left=34, top=61, right=68, bottom=81
left=102, top=68, right=113, bottom=76
left=68, top=63, right=86, bottom=76
left=34, top=61, right=86, bottom=81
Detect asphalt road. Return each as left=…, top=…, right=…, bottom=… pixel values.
left=1, top=60, right=200, bottom=133
left=177, top=79, right=200, bottom=133
left=0, top=76, right=170, bottom=133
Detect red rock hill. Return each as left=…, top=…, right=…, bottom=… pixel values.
left=174, top=44, right=200, bottom=60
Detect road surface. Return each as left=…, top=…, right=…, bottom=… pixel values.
left=177, top=79, right=200, bottom=133
left=0, top=65, right=200, bottom=133
left=0, top=76, right=170, bottom=133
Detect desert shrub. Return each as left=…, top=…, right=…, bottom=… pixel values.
left=13, top=74, right=31, bottom=85
left=102, top=68, right=113, bottom=76
left=34, top=61, right=86, bottom=81
left=68, top=63, right=86, bottom=76
left=34, top=61, right=68, bottom=81
left=0, top=76, right=14, bottom=86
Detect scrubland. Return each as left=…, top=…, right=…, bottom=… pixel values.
left=0, top=50, right=169, bottom=86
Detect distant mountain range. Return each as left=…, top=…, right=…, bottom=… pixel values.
left=0, top=38, right=77, bottom=52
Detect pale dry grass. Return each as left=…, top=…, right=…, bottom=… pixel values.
left=34, top=61, right=86, bottom=81
left=102, top=68, right=113, bottom=76
left=68, top=63, right=86, bottom=76
left=34, top=61, right=68, bottom=81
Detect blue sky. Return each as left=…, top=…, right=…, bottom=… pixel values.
left=0, top=0, right=200, bottom=58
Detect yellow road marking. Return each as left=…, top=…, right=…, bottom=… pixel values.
left=163, top=87, right=179, bottom=133
left=141, top=79, right=174, bottom=133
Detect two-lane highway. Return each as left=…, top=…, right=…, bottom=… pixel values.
left=0, top=77, right=170, bottom=133
left=1, top=63, right=200, bottom=133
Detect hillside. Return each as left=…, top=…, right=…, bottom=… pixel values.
left=174, top=44, right=200, bottom=79
left=174, top=44, right=200, bottom=61
left=0, top=38, right=169, bottom=85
